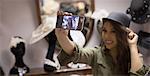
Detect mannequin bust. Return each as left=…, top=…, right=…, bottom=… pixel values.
left=9, top=36, right=29, bottom=76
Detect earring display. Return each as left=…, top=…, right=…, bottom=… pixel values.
left=9, top=36, right=29, bottom=76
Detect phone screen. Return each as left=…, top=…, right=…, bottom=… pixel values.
left=56, top=15, right=85, bottom=30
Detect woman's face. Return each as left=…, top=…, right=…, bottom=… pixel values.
left=101, top=21, right=117, bottom=50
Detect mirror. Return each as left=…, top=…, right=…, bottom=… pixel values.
left=35, top=0, right=95, bottom=46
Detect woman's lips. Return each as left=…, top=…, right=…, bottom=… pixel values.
left=104, top=40, right=113, bottom=45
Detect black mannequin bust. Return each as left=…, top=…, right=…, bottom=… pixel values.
left=9, top=36, right=29, bottom=76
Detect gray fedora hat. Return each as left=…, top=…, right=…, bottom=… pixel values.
left=103, top=12, right=131, bottom=27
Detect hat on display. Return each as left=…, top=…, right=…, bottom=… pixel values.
left=30, top=0, right=59, bottom=44
left=70, top=30, right=86, bottom=47
left=42, top=0, right=59, bottom=16
left=126, top=0, right=150, bottom=24
left=103, top=12, right=131, bottom=27
left=9, top=36, right=26, bottom=48
left=30, top=16, right=56, bottom=44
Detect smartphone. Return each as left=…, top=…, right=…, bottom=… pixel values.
left=56, top=15, right=85, bottom=30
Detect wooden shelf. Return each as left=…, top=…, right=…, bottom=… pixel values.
left=25, top=66, right=92, bottom=76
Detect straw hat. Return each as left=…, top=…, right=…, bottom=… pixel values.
left=30, top=16, right=56, bottom=44
left=30, top=0, right=59, bottom=44
left=42, top=0, right=59, bottom=16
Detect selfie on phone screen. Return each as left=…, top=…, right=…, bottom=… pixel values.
left=56, top=15, right=85, bottom=30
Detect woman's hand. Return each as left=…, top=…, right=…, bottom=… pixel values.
left=55, top=11, right=72, bottom=38
left=55, top=28, right=69, bottom=38
left=55, top=28, right=75, bottom=55
left=55, top=11, right=75, bottom=55
left=126, top=28, right=138, bottom=47
left=57, top=11, right=72, bottom=16
left=126, top=28, right=143, bottom=72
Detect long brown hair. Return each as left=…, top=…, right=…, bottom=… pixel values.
left=100, top=20, right=131, bottom=75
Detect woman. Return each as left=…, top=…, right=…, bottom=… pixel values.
left=55, top=12, right=149, bottom=76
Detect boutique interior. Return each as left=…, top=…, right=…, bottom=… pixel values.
left=0, top=0, right=150, bottom=76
